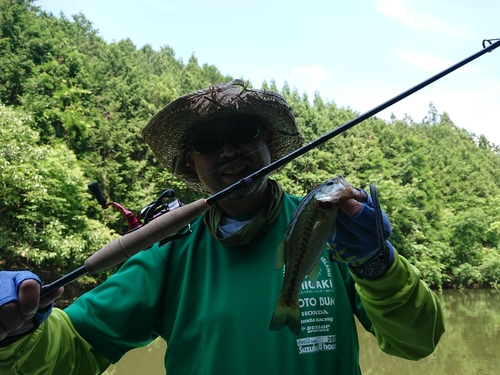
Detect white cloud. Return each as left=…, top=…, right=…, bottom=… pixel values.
left=375, top=0, right=416, bottom=26
left=375, top=0, right=467, bottom=37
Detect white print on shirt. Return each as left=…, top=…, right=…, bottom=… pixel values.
left=296, top=335, right=337, bottom=355
left=296, top=256, right=337, bottom=355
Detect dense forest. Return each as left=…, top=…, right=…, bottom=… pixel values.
left=1, top=0, right=499, bottom=297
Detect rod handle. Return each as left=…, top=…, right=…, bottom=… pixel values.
left=84, top=198, right=209, bottom=274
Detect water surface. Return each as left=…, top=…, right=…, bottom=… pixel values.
left=103, top=289, right=500, bottom=375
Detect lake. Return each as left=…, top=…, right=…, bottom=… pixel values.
left=103, top=289, right=500, bottom=375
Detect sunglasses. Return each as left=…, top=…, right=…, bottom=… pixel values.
left=188, top=122, right=263, bottom=154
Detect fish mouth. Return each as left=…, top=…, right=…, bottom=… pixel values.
left=318, top=201, right=336, bottom=209
left=315, top=195, right=337, bottom=210
left=317, top=194, right=340, bottom=203
left=316, top=193, right=343, bottom=209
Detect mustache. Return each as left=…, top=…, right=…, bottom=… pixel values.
left=214, top=155, right=249, bottom=173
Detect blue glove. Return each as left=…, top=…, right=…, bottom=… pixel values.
left=327, top=191, right=394, bottom=267
left=0, top=271, right=53, bottom=337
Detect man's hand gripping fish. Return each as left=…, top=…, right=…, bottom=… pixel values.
left=269, top=176, right=353, bottom=335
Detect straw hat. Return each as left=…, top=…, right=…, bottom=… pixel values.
left=141, top=79, right=303, bottom=192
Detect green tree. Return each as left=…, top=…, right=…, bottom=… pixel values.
left=0, top=103, right=117, bottom=291
left=1, top=0, right=499, bottom=290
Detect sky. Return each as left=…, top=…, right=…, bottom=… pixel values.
left=35, top=0, right=500, bottom=145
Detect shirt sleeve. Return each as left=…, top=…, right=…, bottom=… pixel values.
left=0, top=308, right=111, bottom=375
left=352, top=248, right=445, bottom=360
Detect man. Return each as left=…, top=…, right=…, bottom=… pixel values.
left=0, top=80, right=444, bottom=374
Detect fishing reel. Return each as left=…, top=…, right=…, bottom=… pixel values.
left=88, top=182, right=192, bottom=246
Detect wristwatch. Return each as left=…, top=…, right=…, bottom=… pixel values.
left=349, top=243, right=390, bottom=280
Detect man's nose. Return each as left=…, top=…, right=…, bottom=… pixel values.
left=218, top=139, right=241, bottom=158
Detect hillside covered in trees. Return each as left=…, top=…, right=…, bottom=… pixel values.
left=1, top=0, right=499, bottom=295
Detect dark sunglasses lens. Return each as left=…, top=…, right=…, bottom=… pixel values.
left=191, top=136, right=225, bottom=154
left=190, top=122, right=262, bottom=154
left=230, top=124, right=260, bottom=144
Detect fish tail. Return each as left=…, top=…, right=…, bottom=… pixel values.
left=269, top=297, right=301, bottom=335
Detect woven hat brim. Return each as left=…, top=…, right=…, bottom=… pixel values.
left=141, top=80, right=303, bottom=192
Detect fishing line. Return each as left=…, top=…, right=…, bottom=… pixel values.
left=39, top=38, right=500, bottom=297
left=366, top=108, right=500, bottom=190
left=199, top=39, right=500, bottom=193
left=193, top=131, right=299, bottom=183
left=194, top=108, right=440, bottom=185
left=395, top=91, right=500, bottom=177
left=385, top=132, right=457, bottom=186
left=460, top=99, right=500, bottom=142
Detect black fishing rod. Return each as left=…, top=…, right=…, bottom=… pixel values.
left=207, top=38, right=500, bottom=204
left=40, top=38, right=500, bottom=298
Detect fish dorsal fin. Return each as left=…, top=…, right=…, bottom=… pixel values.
left=307, top=261, right=320, bottom=283
left=274, top=239, right=285, bottom=270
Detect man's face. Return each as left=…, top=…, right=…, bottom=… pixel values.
left=184, top=116, right=274, bottom=197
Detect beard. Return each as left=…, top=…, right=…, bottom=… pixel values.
left=203, top=174, right=268, bottom=200
left=202, top=153, right=271, bottom=200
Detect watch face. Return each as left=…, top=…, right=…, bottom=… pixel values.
left=354, top=260, right=388, bottom=280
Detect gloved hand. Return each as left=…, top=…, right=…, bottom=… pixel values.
left=0, top=271, right=58, bottom=347
left=327, top=190, right=394, bottom=267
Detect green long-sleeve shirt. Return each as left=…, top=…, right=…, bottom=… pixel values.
left=0, top=193, right=444, bottom=374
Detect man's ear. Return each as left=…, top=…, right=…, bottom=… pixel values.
left=185, top=151, right=197, bottom=172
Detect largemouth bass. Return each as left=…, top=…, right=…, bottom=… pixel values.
left=269, top=176, right=353, bottom=335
